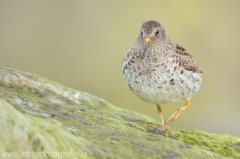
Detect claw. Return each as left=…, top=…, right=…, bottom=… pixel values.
left=147, top=122, right=156, bottom=127
left=164, top=126, right=179, bottom=137
left=161, top=126, right=166, bottom=132
left=169, top=132, right=180, bottom=139
left=148, top=123, right=179, bottom=137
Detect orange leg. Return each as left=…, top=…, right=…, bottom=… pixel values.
left=165, top=101, right=191, bottom=124
left=157, top=105, right=165, bottom=127
left=156, top=105, right=179, bottom=137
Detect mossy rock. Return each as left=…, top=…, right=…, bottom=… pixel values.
left=0, top=67, right=239, bottom=159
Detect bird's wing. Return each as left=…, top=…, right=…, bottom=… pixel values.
left=174, top=44, right=205, bottom=73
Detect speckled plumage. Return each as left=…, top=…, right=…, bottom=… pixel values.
left=122, top=20, right=203, bottom=111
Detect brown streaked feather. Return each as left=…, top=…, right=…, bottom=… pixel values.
left=174, top=44, right=200, bottom=73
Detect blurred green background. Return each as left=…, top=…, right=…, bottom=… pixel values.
left=1, top=0, right=240, bottom=137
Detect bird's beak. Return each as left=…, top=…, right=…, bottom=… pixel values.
left=141, top=37, right=152, bottom=59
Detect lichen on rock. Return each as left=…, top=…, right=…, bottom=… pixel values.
left=0, top=67, right=239, bottom=158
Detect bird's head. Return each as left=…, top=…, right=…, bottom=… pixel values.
left=137, top=20, right=169, bottom=59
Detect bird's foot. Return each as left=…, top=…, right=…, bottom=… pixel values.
left=147, top=122, right=156, bottom=127
left=163, top=126, right=179, bottom=137
left=147, top=122, right=179, bottom=137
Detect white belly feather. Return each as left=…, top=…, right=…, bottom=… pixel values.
left=123, top=65, right=202, bottom=105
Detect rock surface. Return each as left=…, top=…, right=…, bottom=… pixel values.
left=0, top=67, right=239, bottom=159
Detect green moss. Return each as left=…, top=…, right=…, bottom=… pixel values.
left=0, top=67, right=239, bottom=158
left=179, top=130, right=240, bottom=157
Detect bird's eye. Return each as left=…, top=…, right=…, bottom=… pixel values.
left=141, top=31, right=143, bottom=35
left=156, top=30, right=160, bottom=35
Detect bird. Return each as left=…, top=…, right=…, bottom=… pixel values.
left=122, top=20, right=204, bottom=137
